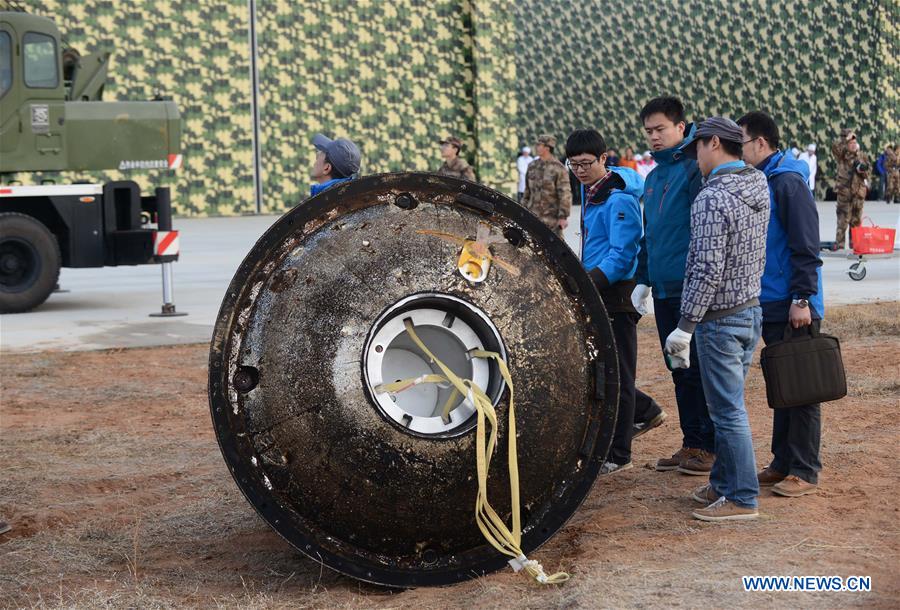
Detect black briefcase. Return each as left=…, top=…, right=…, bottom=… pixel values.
left=760, top=324, right=847, bottom=409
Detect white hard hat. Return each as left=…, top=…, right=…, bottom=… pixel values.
left=522, top=146, right=531, bottom=154
left=807, top=143, right=816, bottom=152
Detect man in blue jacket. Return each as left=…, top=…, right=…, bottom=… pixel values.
left=634, top=97, right=716, bottom=476
left=738, top=112, right=824, bottom=499
left=566, top=129, right=652, bottom=475
left=310, top=133, right=361, bottom=196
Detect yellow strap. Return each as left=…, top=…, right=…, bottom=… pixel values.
left=384, top=320, right=568, bottom=585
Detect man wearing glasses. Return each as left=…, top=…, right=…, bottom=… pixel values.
left=737, top=111, right=824, bottom=500
left=566, top=129, right=650, bottom=475
left=521, top=135, right=571, bottom=237
left=831, top=129, right=870, bottom=249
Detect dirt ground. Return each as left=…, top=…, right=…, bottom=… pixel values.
left=1, top=301, right=898, bottom=609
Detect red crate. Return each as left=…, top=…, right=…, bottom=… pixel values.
left=851, top=219, right=896, bottom=255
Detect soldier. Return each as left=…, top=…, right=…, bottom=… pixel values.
left=436, top=136, right=476, bottom=181
left=521, top=135, right=571, bottom=237
left=831, top=129, right=869, bottom=248
left=886, top=144, right=900, bottom=204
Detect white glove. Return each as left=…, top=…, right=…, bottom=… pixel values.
left=631, top=284, right=651, bottom=315
left=664, top=328, right=692, bottom=369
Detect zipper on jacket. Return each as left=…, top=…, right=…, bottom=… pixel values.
left=657, top=183, right=670, bottom=213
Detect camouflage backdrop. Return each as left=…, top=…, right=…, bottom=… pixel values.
left=6, top=0, right=898, bottom=214
left=513, top=0, right=899, bottom=193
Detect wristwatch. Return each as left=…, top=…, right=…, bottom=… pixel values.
left=791, top=298, right=809, bottom=308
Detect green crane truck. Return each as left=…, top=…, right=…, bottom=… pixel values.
left=0, top=8, right=183, bottom=313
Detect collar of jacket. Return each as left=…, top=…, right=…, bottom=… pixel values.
left=585, top=170, right=625, bottom=206
left=651, top=122, right=696, bottom=165
left=310, top=176, right=352, bottom=196
left=760, top=149, right=810, bottom=181
left=703, top=162, right=751, bottom=186
left=758, top=151, right=784, bottom=175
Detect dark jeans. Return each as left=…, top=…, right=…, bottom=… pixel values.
left=608, top=311, right=639, bottom=464
left=653, top=296, right=715, bottom=452
left=635, top=388, right=662, bottom=423
left=762, top=320, right=823, bottom=484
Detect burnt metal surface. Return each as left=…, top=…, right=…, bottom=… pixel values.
left=208, top=173, right=620, bottom=587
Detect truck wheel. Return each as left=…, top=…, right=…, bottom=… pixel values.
left=0, top=213, right=62, bottom=313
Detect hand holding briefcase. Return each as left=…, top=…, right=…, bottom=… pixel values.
left=760, top=323, right=847, bottom=409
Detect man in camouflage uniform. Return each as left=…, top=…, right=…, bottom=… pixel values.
left=885, top=144, right=900, bottom=204
left=521, top=134, right=571, bottom=237
left=437, top=136, right=476, bottom=181
left=831, top=129, right=869, bottom=248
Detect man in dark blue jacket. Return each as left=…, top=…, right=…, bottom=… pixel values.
left=635, top=97, right=715, bottom=476
left=738, top=111, right=824, bottom=499
left=566, top=129, right=652, bottom=475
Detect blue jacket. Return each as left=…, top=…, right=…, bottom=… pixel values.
left=876, top=153, right=887, bottom=177
left=758, top=151, right=824, bottom=322
left=580, top=166, right=644, bottom=287
left=635, top=123, right=702, bottom=299
left=310, top=176, right=352, bottom=196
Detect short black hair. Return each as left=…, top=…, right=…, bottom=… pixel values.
left=699, top=136, right=743, bottom=158
left=736, top=111, right=780, bottom=149
left=565, top=129, right=607, bottom=159
left=640, top=96, right=686, bottom=125
left=325, top=154, right=348, bottom=179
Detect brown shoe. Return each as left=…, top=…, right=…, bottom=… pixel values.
left=772, top=475, right=818, bottom=497
left=656, top=447, right=694, bottom=471
left=757, top=465, right=786, bottom=487
left=691, top=483, right=721, bottom=505
left=692, top=497, right=759, bottom=522
left=677, top=449, right=714, bottom=476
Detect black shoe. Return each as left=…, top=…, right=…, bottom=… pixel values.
left=633, top=410, right=667, bottom=439
left=0, top=521, right=11, bottom=535
left=600, top=461, right=633, bottom=475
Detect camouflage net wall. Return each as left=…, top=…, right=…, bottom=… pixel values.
left=7, top=0, right=898, bottom=214
left=14, top=0, right=253, bottom=215
left=513, top=0, right=899, bottom=192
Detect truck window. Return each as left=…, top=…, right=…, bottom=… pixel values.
left=0, top=32, right=11, bottom=98
left=23, top=31, right=58, bottom=89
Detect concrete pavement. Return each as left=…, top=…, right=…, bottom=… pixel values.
left=1, top=201, right=897, bottom=353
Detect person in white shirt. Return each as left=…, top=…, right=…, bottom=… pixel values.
left=637, top=150, right=657, bottom=179
left=516, top=146, right=535, bottom=202
left=798, top=143, right=817, bottom=193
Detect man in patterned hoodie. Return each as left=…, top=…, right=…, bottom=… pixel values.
left=665, top=117, right=770, bottom=522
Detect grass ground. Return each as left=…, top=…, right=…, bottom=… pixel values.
left=1, top=302, right=898, bottom=609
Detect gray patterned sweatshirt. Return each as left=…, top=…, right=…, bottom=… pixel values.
left=678, top=165, right=769, bottom=332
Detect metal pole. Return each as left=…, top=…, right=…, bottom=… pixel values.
left=248, top=0, right=263, bottom=214
left=149, top=187, right=187, bottom=317
left=149, top=261, right=187, bottom=317
left=162, top=262, right=174, bottom=305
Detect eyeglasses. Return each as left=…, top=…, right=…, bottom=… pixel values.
left=566, top=158, right=598, bottom=172
left=741, top=137, right=760, bottom=146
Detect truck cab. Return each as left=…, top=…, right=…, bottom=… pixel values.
left=0, top=10, right=182, bottom=314
left=0, top=11, right=67, bottom=170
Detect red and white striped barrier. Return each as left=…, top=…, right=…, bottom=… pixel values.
left=154, top=230, right=180, bottom=257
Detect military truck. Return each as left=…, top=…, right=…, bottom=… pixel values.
left=0, top=8, right=182, bottom=313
